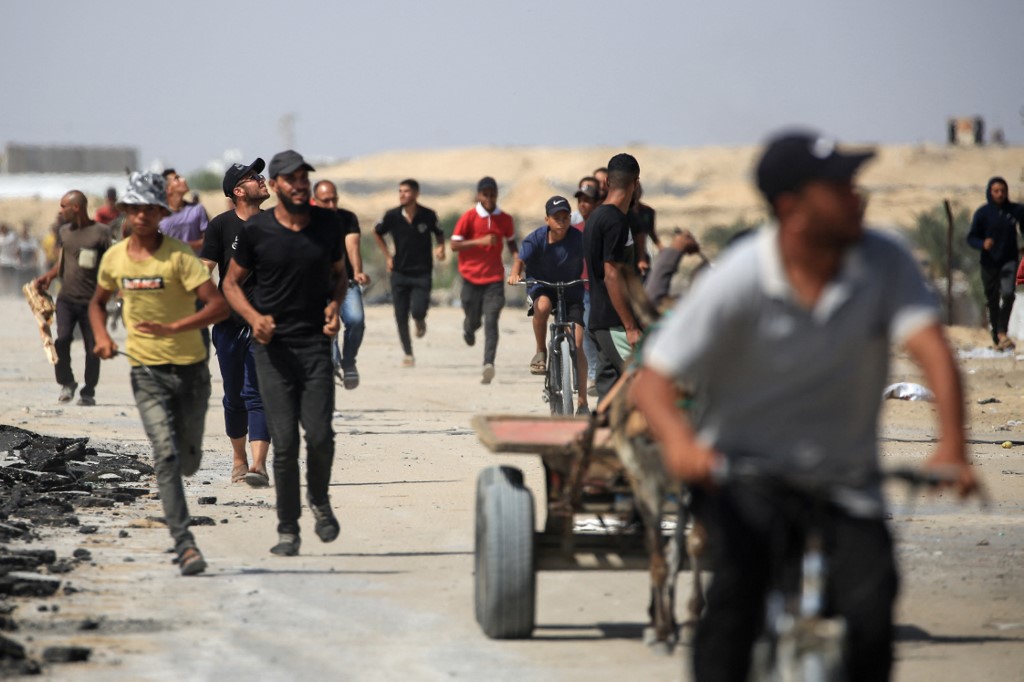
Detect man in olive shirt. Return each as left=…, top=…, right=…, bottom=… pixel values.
left=34, top=190, right=112, bottom=405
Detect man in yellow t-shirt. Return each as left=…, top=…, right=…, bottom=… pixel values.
left=89, top=171, right=228, bottom=577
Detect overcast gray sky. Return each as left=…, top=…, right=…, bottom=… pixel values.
left=6, top=0, right=1022, bottom=172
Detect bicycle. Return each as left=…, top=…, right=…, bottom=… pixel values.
left=706, top=461, right=983, bottom=682
left=514, top=278, right=586, bottom=415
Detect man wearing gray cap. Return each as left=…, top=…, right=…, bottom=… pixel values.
left=631, top=129, right=979, bottom=680
left=222, top=150, right=348, bottom=557
left=200, top=158, right=272, bottom=488
left=89, top=171, right=230, bottom=576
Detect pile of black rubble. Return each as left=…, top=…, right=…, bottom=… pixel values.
left=0, top=424, right=153, bottom=675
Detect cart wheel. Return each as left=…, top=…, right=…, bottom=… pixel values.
left=474, top=465, right=536, bottom=639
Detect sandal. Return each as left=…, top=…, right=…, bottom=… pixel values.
left=231, top=463, right=248, bottom=483
left=529, top=351, right=547, bottom=375
left=244, top=469, right=270, bottom=488
left=178, top=547, right=207, bottom=576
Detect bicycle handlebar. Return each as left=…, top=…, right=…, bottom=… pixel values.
left=512, top=278, right=587, bottom=288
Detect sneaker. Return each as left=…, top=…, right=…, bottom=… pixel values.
left=58, top=383, right=78, bottom=403
left=414, top=319, right=427, bottom=338
left=402, top=355, right=415, bottom=368
left=342, top=367, right=359, bottom=390
left=463, top=329, right=475, bottom=347
left=481, top=363, right=495, bottom=385
left=77, top=394, right=96, bottom=407
left=308, top=496, right=340, bottom=543
left=576, top=405, right=591, bottom=417
left=270, top=532, right=301, bottom=556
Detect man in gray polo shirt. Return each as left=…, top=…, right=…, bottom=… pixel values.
left=632, top=129, right=979, bottom=681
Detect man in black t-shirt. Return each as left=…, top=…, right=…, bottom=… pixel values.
left=313, top=180, right=370, bottom=389
left=583, top=153, right=643, bottom=402
left=199, top=158, right=272, bottom=489
left=629, top=182, right=660, bottom=277
left=373, top=178, right=445, bottom=365
left=222, top=150, right=348, bottom=558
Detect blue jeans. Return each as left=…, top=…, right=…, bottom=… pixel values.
left=332, top=282, right=365, bottom=371
left=131, top=362, right=211, bottom=554
left=253, top=335, right=335, bottom=534
left=212, top=320, right=269, bottom=442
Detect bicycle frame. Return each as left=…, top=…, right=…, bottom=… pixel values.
left=517, top=278, right=586, bottom=415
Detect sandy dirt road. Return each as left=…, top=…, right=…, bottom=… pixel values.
left=1, top=296, right=1021, bottom=681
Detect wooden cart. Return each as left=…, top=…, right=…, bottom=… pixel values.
left=471, top=414, right=688, bottom=640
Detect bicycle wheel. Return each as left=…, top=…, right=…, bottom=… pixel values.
left=547, top=343, right=563, bottom=415
left=559, top=337, right=574, bottom=415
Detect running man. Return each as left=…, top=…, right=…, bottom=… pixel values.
left=451, top=176, right=517, bottom=384
left=507, top=195, right=589, bottom=414
left=373, top=179, right=445, bottom=367
left=34, top=190, right=113, bottom=405
left=89, top=171, right=229, bottom=576
left=312, top=180, right=369, bottom=388
left=222, top=150, right=347, bottom=557
left=632, top=129, right=979, bottom=681
left=199, top=158, right=272, bottom=487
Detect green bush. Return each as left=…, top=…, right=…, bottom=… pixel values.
left=187, top=169, right=221, bottom=192
left=910, top=203, right=984, bottom=312
left=700, top=217, right=762, bottom=257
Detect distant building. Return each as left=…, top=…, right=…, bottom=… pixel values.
left=947, top=117, right=984, bottom=146
left=1, top=144, right=138, bottom=174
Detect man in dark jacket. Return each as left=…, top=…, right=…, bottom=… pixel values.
left=967, top=177, right=1024, bottom=349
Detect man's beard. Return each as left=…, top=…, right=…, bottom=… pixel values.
left=277, top=188, right=310, bottom=215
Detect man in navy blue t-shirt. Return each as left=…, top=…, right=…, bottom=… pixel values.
left=507, top=196, right=589, bottom=414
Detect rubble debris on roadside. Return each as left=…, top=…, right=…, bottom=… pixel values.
left=0, top=424, right=156, bottom=674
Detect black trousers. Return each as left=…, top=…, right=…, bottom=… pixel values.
left=252, top=335, right=335, bottom=535
left=692, top=486, right=899, bottom=682
left=391, top=271, right=432, bottom=356
left=980, top=260, right=1016, bottom=344
left=54, top=297, right=99, bottom=397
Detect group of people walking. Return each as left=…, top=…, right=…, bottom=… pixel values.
left=28, top=129, right=994, bottom=680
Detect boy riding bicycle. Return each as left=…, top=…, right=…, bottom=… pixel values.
left=507, top=196, right=589, bottom=414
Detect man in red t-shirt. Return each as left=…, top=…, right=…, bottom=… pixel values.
left=94, top=187, right=121, bottom=225
left=451, top=176, right=517, bottom=384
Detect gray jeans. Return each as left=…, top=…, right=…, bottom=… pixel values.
left=131, top=362, right=211, bottom=554
left=461, top=279, right=505, bottom=365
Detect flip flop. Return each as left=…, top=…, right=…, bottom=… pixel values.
left=231, top=464, right=248, bottom=483
left=530, top=351, right=547, bottom=375
left=245, top=469, right=270, bottom=488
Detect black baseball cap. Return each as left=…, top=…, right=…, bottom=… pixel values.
left=574, top=184, right=599, bottom=201
left=756, top=130, right=875, bottom=203
left=477, top=176, right=498, bottom=192
left=268, top=150, right=315, bottom=178
left=222, top=157, right=265, bottom=197
left=545, top=195, right=571, bottom=216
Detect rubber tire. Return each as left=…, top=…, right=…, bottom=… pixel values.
left=559, top=337, right=574, bottom=416
left=474, top=465, right=536, bottom=639
left=547, top=344, right=564, bottom=415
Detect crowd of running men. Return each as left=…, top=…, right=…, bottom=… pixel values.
left=30, top=131, right=990, bottom=680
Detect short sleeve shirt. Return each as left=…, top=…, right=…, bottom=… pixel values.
left=518, top=226, right=585, bottom=304
left=452, top=205, right=515, bottom=285
left=200, top=209, right=255, bottom=326
left=336, top=208, right=361, bottom=281
left=159, top=203, right=209, bottom=243
left=375, top=205, right=442, bottom=276
left=583, top=204, right=635, bottom=329
left=57, top=222, right=113, bottom=304
left=643, top=226, right=940, bottom=517
left=234, top=207, right=345, bottom=340
left=97, top=237, right=210, bottom=366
